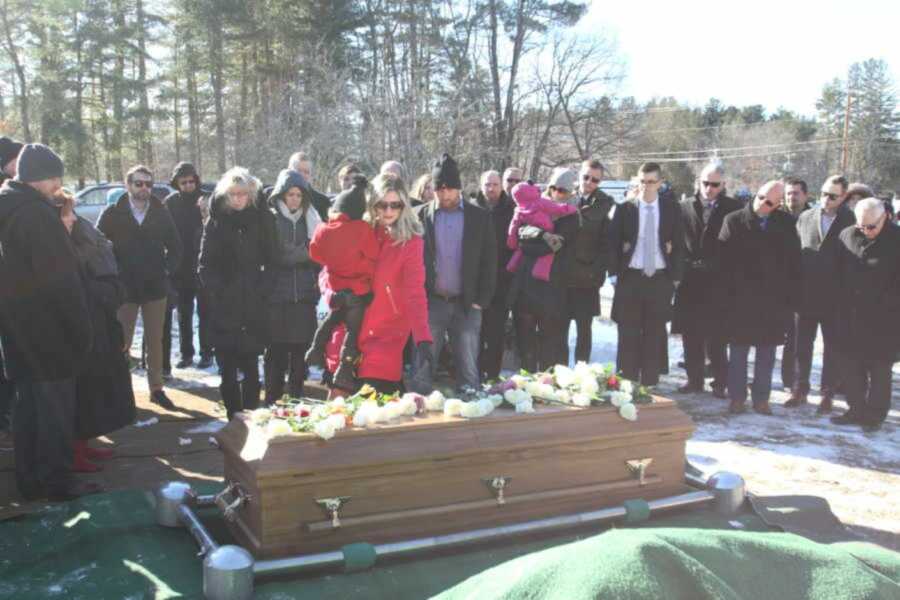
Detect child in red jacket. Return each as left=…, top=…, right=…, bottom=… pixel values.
left=307, top=176, right=380, bottom=391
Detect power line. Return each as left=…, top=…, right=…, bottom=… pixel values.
left=623, top=137, right=843, bottom=158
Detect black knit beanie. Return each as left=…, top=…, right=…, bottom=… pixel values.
left=431, top=153, right=462, bottom=190
left=331, top=174, right=369, bottom=220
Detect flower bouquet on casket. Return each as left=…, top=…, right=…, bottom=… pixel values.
left=485, top=362, right=653, bottom=422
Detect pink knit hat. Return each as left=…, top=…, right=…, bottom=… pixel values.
left=512, top=181, right=541, bottom=206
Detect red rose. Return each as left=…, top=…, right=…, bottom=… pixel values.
left=299, top=408, right=310, bottom=418
left=606, top=375, right=620, bottom=390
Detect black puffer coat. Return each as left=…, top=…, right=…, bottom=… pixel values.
left=198, top=195, right=270, bottom=355
left=265, top=170, right=320, bottom=344
left=567, top=189, right=615, bottom=290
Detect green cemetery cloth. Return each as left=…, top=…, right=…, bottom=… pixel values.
left=0, top=487, right=897, bottom=599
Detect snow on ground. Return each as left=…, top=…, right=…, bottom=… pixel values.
left=130, top=285, right=899, bottom=548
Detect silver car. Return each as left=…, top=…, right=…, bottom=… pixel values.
left=74, top=183, right=174, bottom=225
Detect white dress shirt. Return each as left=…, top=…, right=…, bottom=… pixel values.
left=629, top=198, right=667, bottom=271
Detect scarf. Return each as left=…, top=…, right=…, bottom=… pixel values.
left=277, top=199, right=322, bottom=241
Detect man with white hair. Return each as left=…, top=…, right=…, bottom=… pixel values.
left=830, top=197, right=900, bottom=432
left=672, top=162, right=741, bottom=397
left=287, top=151, right=330, bottom=220
left=718, top=180, right=801, bottom=415
left=379, top=160, right=406, bottom=182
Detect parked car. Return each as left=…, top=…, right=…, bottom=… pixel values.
left=74, top=182, right=215, bottom=224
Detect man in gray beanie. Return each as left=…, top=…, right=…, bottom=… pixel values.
left=0, top=143, right=98, bottom=501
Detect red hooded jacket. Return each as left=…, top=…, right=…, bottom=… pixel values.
left=309, top=214, right=380, bottom=295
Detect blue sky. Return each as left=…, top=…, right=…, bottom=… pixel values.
left=577, top=0, right=900, bottom=117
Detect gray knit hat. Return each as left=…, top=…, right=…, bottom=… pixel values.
left=0, top=136, right=23, bottom=167
left=16, top=144, right=64, bottom=182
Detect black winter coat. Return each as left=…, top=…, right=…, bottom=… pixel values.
left=476, top=191, right=515, bottom=309
left=672, top=193, right=742, bottom=335
left=416, top=199, right=498, bottom=310
left=165, top=190, right=205, bottom=290
left=97, top=194, right=183, bottom=304
left=833, top=222, right=900, bottom=360
left=199, top=197, right=270, bottom=355
left=796, top=205, right=856, bottom=317
left=567, top=189, right=615, bottom=290
left=0, top=180, right=92, bottom=382
left=507, top=213, right=578, bottom=318
left=718, top=204, right=801, bottom=346
left=70, top=216, right=135, bottom=439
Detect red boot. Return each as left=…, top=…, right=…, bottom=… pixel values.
left=73, top=440, right=103, bottom=473
left=84, top=443, right=115, bottom=460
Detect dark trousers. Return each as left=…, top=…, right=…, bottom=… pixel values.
left=615, top=271, right=672, bottom=386
left=728, top=344, right=776, bottom=405
left=781, top=314, right=797, bottom=390
left=514, top=302, right=567, bottom=373
left=479, top=302, right=509, bottom=381
left=791, top=314, right=839, bottom=394
left=163, top=286, right=212, bottom=368
left=682, top=332, right=728, bottom=388
left=841, top=354, right=892, bottom=425
left=14, top=379, right=76, bottom=498
left=571, top=315, right=593, bottom=363
left=216, top=350, right=260, bottom=420
left=0, top=354, right=12, bottom=432
left=360, top=378, right=403, bottom=395
left=310, top=292, right=367, bottom=364
left=197, top=286, right=214, bottom=358
left=264, top=342, right=309, bottom=404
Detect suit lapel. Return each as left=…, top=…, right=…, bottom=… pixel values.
left=424, top=201, right=437, bottom=260
left=461, top=200, right=473, bottom=281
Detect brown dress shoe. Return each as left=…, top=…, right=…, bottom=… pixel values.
left=728, top=400, right=746, bottom=414
left=752, top=402, right=773, bottom=415
left=784, top=392, right=807, bottom=408
left=817, top=392, right=833, bottom=415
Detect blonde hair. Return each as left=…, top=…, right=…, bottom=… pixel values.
left=367, top=173, right=423, bottom=245
left=213, top=166, right=261, bottom=211
left=411, top=173, right=432, bottom=201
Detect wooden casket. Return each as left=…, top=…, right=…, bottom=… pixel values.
left=214, top=398, right=694, bottom=558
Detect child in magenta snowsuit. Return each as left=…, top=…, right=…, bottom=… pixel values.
left=506, top=181, right=577, bottom=281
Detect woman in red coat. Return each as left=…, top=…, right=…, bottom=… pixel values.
left=326, top=173, right=432, bottom=396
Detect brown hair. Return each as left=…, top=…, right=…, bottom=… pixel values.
left=337, top=163, right=361, bottom=180
left=126, top=165, right=153, bottom=184
left=638, top=162, right=662, bottom=177
left=581, top=158, right=606, bottom=173
left=825, top=175, right=849, bottom=193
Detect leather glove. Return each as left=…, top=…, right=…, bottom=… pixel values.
left=542, top=232, right=564, bottom=253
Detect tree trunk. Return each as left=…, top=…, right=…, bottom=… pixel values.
left=136, top=0, right=154, bottom=166
left=1, top=0, right=32, bottom=141
left=208, top=13, right=227, bottom=173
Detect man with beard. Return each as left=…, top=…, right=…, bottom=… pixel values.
left=163, top=162, right=213, bottom=369
left=475, top=169, right=515, bottom=381
left=672, top=162, right=741, bottom=397
left=502, top=167, right=523, bottom=198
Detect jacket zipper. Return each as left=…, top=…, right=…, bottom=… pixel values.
left=291, top=220, right=299, bottom=302
left=385, top=284, right=399, bottom=315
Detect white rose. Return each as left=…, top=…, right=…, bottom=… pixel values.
left=588, top=363, right=606, bottom=376
left=330, top=397, right=346, bottom=409
left=311, top=405, right=330, bottom=421
left=443, top=399, right=464, bottom=417
left=352, top=410, right=369, bottom=428
left=580, top=377, right=600, bottom=396
left=572, top=393, right=592, bottom=407
left=425, top=391, right=446, bottom=412
left=536, top=383, right=556, bottom=399
left=400, top=397, right=418, bottom=416
left=314, top=419, right=336, bottom=440
left=503, top=389, right=518, bottom=404
left=609, top=391, right=631, bottom=407
left=510, top=374, right=529, bottom=388
left=477, top=398, right=496, bottom=416
left=250, top=408, right=270, bottom=425
left=524, top=381, right=543, bottom=397
left=574, top=362, right=593, bottom=379
left=387, top=402, right=407, bottom=421
left=327, top=414, right=347, bottom=431
left=487, top=394, right=504, bottom=408
left=554, top=366, right=576, bottom=389
left=555, top=389, right=572, bottom=404
left=460, top=401, right=482, bottom=418
left=619, top=380, right=634, bottom=394
left=266, top=419, right=292, bottom=438
left=515, top=399, right=535, bottom=413
left=619, top=402, right=638, bottom=421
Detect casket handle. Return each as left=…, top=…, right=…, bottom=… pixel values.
left=482, top=476, right=512, bottom=505
left=215, top=481, right=252, bottom=522
left=316, top=496, right=351, bottom=528
left=626, top=458, right=653, bottom=486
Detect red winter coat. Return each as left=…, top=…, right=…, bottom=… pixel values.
left=309, top=214, right=379, bottom=295
left=325, top=227, right=432, bottom=382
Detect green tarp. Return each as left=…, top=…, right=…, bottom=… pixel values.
left=0, top=487, right=897, bottom=599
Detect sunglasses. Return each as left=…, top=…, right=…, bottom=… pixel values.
left=701, top=181, right=721, bottom=188
left=582, top=174, right=601, bottom=184
left=375, top=201, right=404, bottom=211
left=131, top=180, right=153, bottom=189
left=550, top=187, right=571, bottom=195
left=640, top=179, right=659, bottom=185
left=821, top=192, right=840, bottom=201
left=858, top=215, right=884, bottom=231
left=506, top=178, right=521, bottom=185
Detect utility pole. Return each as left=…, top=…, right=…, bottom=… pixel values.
left=840, top=90, right=852, bottom=172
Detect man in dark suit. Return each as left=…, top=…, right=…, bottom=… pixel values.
left=672, top=162, right=741, bottom=397
left=719, top=180, right=801, bottom=415
left=780, top=177, right=814, bottom=391
left=416, top=154, right=497, bottom=390
left=830, top=198, right=899, bottom=432
left=787, top=175, right=854, bottom=412
left=609, top=162, right=684, bottom=386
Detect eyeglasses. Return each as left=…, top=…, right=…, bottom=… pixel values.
left=131, top=180, right=153, bottom=189
left=821, top=192, right=840, bottom=201
left=702, top=181, right=721, bottom=188
left=582, top=174, right=601, bottom=184
left=506, top=178, right=521, bottom=185
left=640, top=179, right=659, bottom=185
left=375, top=201, right=404, bottom=211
